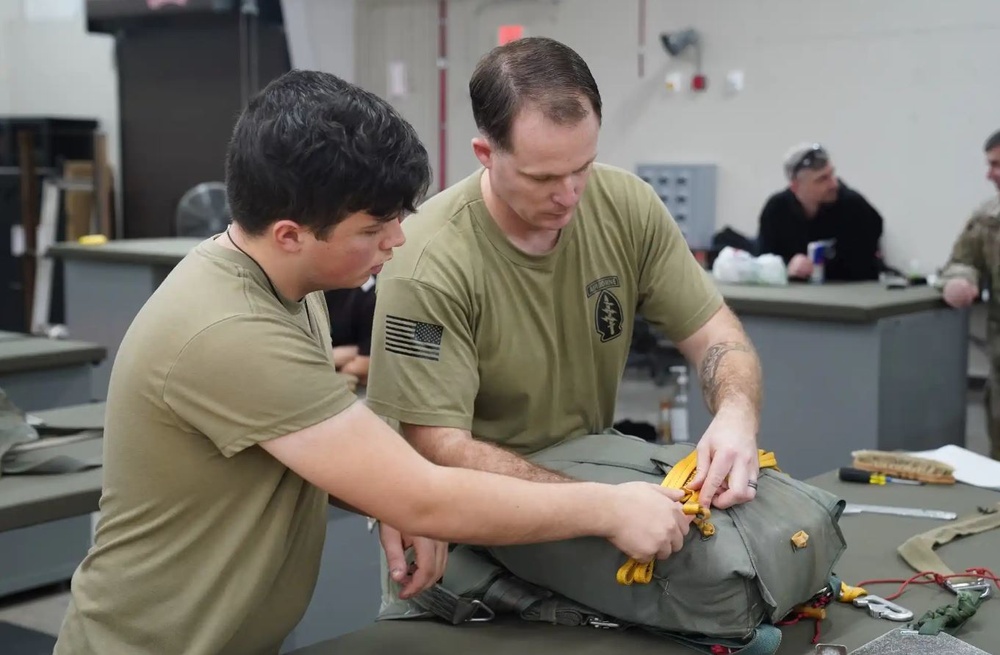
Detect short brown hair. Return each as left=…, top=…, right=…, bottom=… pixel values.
left=985, top=130, right=1000, bottom=152
left=469, top=37, right=602, bottom=152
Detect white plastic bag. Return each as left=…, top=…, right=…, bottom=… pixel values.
left=711, top=247, right=754, bottom=284
left=754, top=254, right=788, bottom=286
left=711, top=247, right=788, bottom=286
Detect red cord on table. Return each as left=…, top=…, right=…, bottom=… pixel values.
left=854, top=567, right=1000, bottom=602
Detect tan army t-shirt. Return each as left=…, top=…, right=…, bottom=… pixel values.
left=54, top=237, right=356, bottom=655
left=367, top=163, right=723, bottom=454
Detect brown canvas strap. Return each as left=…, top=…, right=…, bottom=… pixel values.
left=898, top=503, right=1000, bottom=575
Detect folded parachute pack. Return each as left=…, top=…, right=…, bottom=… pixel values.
left=390, top=432, right=850, bottom=655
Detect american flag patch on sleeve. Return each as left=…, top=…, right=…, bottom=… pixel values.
left=384, top=315, right=444, bottom=361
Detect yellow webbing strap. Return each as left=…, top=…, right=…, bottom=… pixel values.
left=837, top=581, right=867, bottom=602
left=615, top=449, right=779, bottom=586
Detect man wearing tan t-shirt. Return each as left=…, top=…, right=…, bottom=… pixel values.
left=369, top=37, right=762, bottom=508
left=53, top=71, right=697, bottom=655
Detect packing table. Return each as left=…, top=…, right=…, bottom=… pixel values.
left=0, top=401, right=104, bottom=597
left=288, top=470, right=1000, bottom=655
left=0, top=334, right=105, bottom=411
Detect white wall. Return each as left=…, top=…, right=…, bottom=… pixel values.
left=351, top=0, right=1000, bottom=272
left=0, top=0, right=119, bottom=195
left=356, top=0, right=445, bottom=191
left=0, top=1, right=15, bottom=114
left=282, top=0, right=355, bottom=81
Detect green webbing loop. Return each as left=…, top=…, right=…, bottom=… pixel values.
left=909, top=590, right=984, bottom=636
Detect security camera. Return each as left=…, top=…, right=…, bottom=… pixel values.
left=660, top=28, right=699, bottom=57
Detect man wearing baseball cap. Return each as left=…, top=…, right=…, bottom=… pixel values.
left=756, top=142, right=888, bottom=281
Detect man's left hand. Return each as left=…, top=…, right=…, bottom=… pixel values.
left=688, top=406, right=759, bottom=509
left=379, top=523, right=448, bottom=600
left=337, top=372, right=360, bottom=393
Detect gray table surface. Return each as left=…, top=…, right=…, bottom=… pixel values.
left=718, top=281, right=947, bottom=323
left=0, top=331, right=28, bottom=342
left=290, top=472, right=1000, bottom=655
left=48, top=237, right=203, bottom=266
left=0, top=402, right=106, bottom=532
left=0, top=338, right=107, bottom=375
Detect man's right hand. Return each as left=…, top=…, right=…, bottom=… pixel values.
left=787, top=254, right=814, bottom=278
left=605, top=483, right=692, bottom=562
left=942, top=278, right=979, bottom=308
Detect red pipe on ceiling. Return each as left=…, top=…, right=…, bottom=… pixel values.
left=638, top=0, right=646, bottom=78
left=437, top=0, right=448, bottom=192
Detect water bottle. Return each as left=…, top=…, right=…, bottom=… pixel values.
left=657, top=389, right=674, bottom=443
left=668, top=366, right=690, bottom=443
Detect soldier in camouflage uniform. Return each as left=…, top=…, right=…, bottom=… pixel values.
left=940, top=129, right=1000, bottom=461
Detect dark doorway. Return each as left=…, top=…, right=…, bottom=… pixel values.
left=90, top=5, right=290, bottom=238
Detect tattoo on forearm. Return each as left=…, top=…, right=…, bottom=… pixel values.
left=699, top=341, right=754, bottom=413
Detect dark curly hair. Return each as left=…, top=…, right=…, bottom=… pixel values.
left=225, top=69, right=431, bottom=238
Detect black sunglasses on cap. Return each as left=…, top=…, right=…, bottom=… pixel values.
left=789, top=144, right=830, bottom=177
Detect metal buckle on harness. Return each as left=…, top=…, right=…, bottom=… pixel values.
left=852, top=595, right=914, bottom=622
left=466, top=599, right=496, bottom=623
left=945, top=578, right=993, bottom=600
left=586, top=618, right=620, bottom=629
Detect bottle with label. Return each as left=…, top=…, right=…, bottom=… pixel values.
left=657, top=389, right=674, bottom=443
left=807, top=241, right=826, bottom=284
left=668, top=366, right=690, bottom=443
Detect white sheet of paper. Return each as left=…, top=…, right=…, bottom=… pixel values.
left=907, top=444, right=1000, bottom=491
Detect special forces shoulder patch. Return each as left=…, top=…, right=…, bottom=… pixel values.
left=586, top=276, right=624, bottom=343
left=594, top=289, right=624, bottom=342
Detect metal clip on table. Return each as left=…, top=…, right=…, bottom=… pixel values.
left=853, top=595, right=914, bottom=621
left=946, top=579, right=993, bottom=600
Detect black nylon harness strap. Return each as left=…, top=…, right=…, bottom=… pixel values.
left=411, top=583, right=496, bottom=625
left=414, top=572, right=616, bottom=628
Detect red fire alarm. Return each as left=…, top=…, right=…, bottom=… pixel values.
left=498, top=25, right=524, bottom=45
left=691, top=74, right=708, bottom=91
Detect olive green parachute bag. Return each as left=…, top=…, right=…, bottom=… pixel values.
left=387, top=432, right=849, bottom=655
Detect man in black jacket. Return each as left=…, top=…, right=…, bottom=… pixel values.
left=756, top=143, right=887, bottom=281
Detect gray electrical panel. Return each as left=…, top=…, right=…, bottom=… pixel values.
left=636, top=163, right=718, bottom=250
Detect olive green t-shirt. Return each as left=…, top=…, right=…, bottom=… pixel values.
left=54, top=237, right=356, bottom=655
left=367, top=164, right=723, bottom=454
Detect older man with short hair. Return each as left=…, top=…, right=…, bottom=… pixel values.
left=756, top=142, right=887, bottom=281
